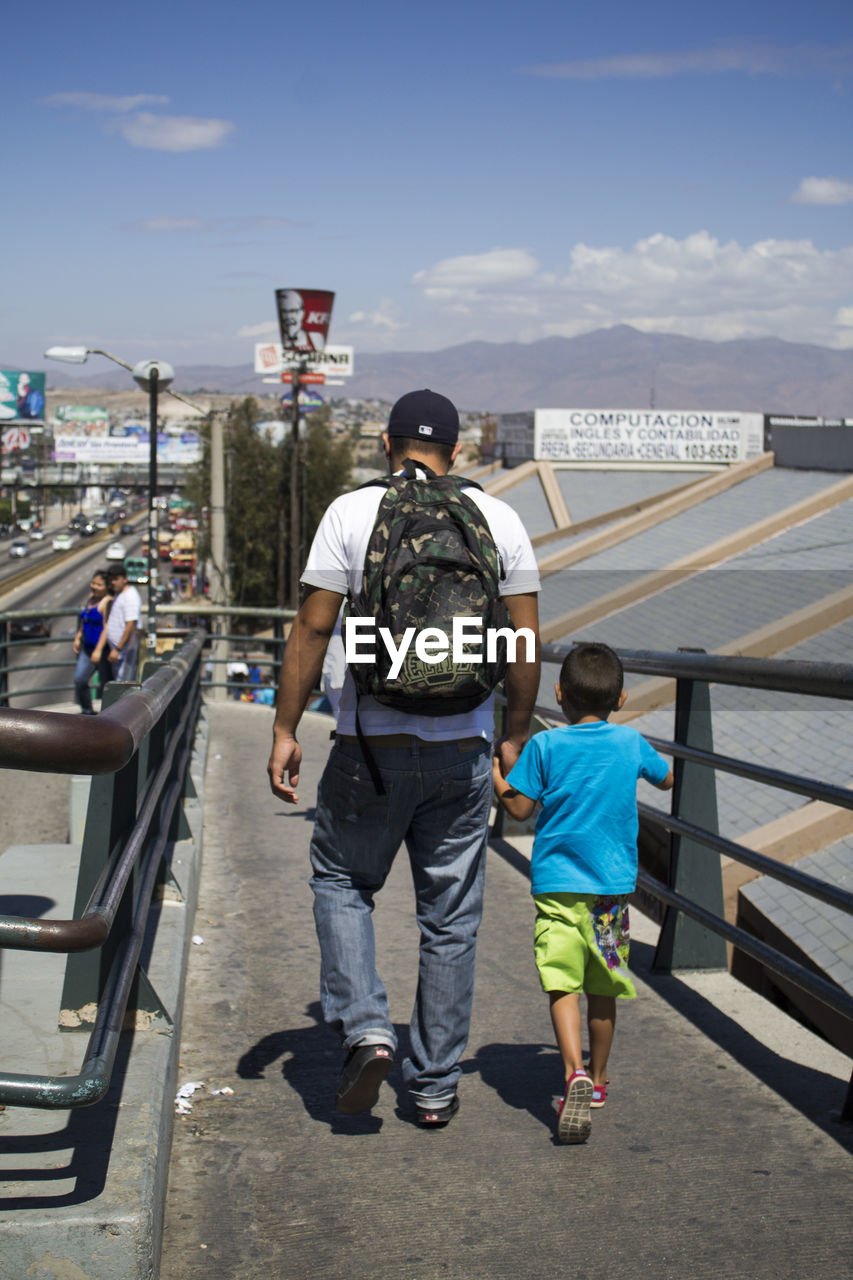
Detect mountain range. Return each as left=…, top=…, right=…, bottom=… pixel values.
left=41, top=325, right=853, bottom=416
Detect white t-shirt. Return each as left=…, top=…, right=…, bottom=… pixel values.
left=106, top=584, right=142, bottom=649
left=301, top=475, right=540, bottom=741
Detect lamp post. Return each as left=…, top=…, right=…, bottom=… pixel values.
left=44, top=345, right=203, bottom=658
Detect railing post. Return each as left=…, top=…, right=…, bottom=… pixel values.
left=59, top=681, right=141, bottom=1026
left=0, top=618, right=7, bottom=707
left=654, top=652, right=728, bottom=972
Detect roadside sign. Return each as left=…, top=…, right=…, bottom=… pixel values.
left=280, top=389, right=325, bottom=412
left=254, top=342, right=353, bottom=377
left=1, top=426, right=31, bottom=453
left=281, top=371, right=325, bottom=385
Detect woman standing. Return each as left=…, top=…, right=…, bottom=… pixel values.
left=72, top=570, right=113, bottom=715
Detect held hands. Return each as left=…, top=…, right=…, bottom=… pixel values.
left=267, top=734, right=302, bottom=804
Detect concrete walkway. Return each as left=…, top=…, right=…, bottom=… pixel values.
left=159, top=703, right=853, bottom=1280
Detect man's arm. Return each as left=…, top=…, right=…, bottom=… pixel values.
left=496, top=591, right=540, bottom=777
left=109, top=615, right=137, bottom=661
left=267, top=586, right=343, bottom=805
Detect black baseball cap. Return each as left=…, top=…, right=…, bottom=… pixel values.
left=387, top=388, right=459, bottom=445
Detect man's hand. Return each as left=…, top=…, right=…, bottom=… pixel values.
left=495, top=735, right=525, bottom=778
left=268, top=734, right=303, bottom=804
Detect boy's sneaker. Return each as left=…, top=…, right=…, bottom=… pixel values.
left=335, top=1044, right=393, bottom=1114
left=591, top=1080, right=609, bottom=1109
left=557, top=1069, right=593, bottom=1144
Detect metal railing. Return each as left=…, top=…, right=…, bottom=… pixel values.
left=2, top=609, right=850, bottom=1117
left=0, top=603, right=297, bottom=706
left=0, top=630, right=205, bottom=1107
left=537, top=642, right=853, bottom=1121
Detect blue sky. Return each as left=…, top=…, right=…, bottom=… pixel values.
left=3, top=0, right=852, bottom=371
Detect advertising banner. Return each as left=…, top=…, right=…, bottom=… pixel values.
left=534, top=409, right=765, bottom=465
left=275, top=288, right=335, bottom=354
left=53, top=435, right=201, bottom=465
left=0, top=370, right=45, bottom=422
left=254, top=342, right=353, bottom=376
left=1, top=425, right=31, bottom=453
left=54, top=405, right=110, bottom=438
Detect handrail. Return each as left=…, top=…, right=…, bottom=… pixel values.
left=0, top=630, right=204, bottom=1108
left=0, top=633, right=203, bottom=774
left=0, top=658, right=200, bottom=954
left=541, top=643, right=853, bottom=699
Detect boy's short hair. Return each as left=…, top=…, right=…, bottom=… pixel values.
left=559, top=642, right=624, bottom=718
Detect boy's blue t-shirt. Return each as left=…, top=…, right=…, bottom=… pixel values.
left=507, top=722, right=670, bottom=896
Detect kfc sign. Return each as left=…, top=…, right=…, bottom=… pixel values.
left=275, top=288, right=335, bottom=354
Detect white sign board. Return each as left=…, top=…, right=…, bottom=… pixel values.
left=254, top=342, right=354, bottom=377
left=53, top=436, right=201, bottom=465
left=534, top=409, right=765, bottom=465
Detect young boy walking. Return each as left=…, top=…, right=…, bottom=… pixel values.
left=493, top=642, right=673, bottom=1144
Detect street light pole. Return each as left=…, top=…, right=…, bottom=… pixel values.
left=44, top=345, right=208, bottom=661
left=146, top=365, right=160, bottom=655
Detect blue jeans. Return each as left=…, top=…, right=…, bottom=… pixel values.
left=73, top=645, right=112, bottom=713
left=309, top=736, right=492, bottom=1106
left=110, top=641, right=139, bottom=683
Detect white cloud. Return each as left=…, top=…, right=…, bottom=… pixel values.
left=42, top=91, right=235, bottom=152
left=43, top=91, right=169, bottom=112
left=411, top=231, right=853, bottom=348
left=131, top=216, right=206, bottom=233
left=349, top=309, right=403, bottom=331
left=128, top=216, right=291, bottom=234
left=790, top=176, right=853, bottom=205
left=523, top=42, right=853, bottom=80
left=111, top=112, right=234, bottom=151
left=412, top=249, right=540, bottom=300
left=237, top=321, right=279, bottom=338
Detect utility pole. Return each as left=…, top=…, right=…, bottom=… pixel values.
left=209, top=410, right=230, bottom=700
left=288, top=363, right=303, bottom=609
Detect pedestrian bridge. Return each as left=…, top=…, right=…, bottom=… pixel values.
left=0, top=681, right=851, bottom=1280
left=1, top=449, right=853, bottom=1278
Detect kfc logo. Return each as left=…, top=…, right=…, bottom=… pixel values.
left=275, top=288, right=335, bottom=354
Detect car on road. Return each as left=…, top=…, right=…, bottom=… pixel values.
left=9, top=538, right=29, bottom=558
left=29, top=527, right=46, bottom=541
left=52, top=532, right=75, bottom=551
left=120, top=523, right=135, bottom=536
left=105, top=541, right=127, bottom=561
left=9, top=615, right=50, bottom=640
left=79, top=521, right=97, bottom=537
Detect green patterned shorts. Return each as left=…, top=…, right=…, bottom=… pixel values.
left=533, top=892, right=637, bottom=998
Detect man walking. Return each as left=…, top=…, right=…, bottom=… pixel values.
left=268, top=389, right=540, bottom=1125
left=105, top=565, right=141, bottom=681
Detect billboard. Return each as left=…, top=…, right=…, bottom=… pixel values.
left=534, top=409, right=765, bottom=465
left=254, top=342, right=353, bottom=377
left=0, top=370, right=45, bottom=422
left=54, top=405, right=110, bottom=438
left=275, top=288, right=334, bottom=355
left=53, top=434, right=201, bottom=465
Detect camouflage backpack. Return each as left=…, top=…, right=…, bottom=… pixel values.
left=344, top=459, right=509, bottom=716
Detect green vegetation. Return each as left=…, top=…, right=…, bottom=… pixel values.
left=187, top=397, right=352, bottom=612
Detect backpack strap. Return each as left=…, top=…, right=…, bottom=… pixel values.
left=354, top=703, right=387, bottom=796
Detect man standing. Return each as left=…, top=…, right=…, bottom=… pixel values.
left=267, top=389, right=540, bottom=1125
left=106, top=566, right=142, bottom=681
